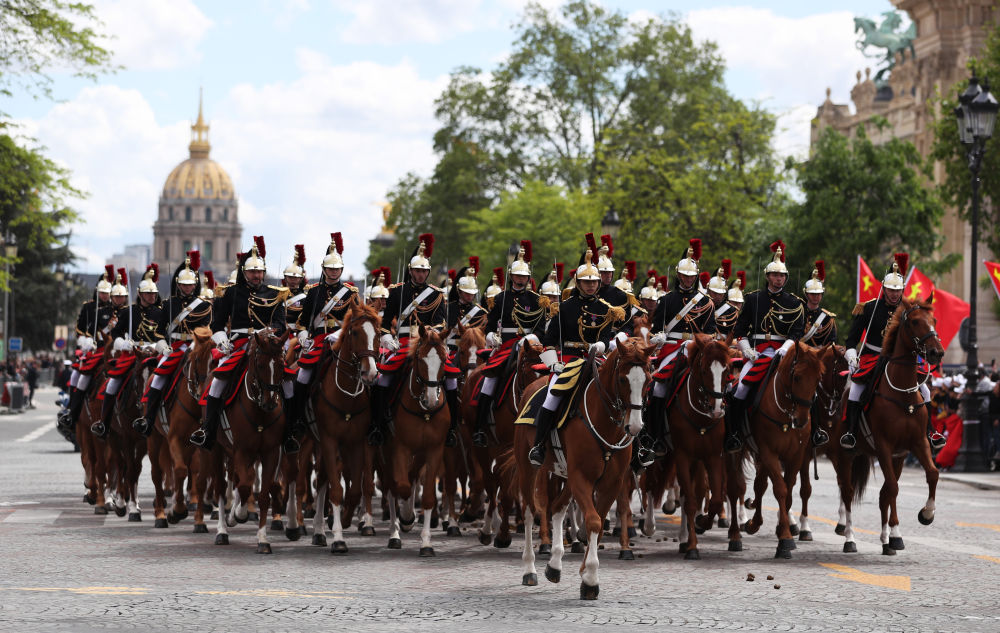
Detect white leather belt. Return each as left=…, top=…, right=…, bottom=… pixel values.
left=752, top=334, right=787, bottom=342
left=864, top=343, right=882, bottom=353
left=666, top=332, right=695, bottom=341
left=500, top=327, right=522, bottom=335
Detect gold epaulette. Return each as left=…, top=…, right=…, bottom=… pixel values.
left=605, top=302, right=626, bottom=323
left=561, top=287, right=573, bottom=301
left=852, top=298, right=875, bottom=316
left=790, top=292, right=805, bottom=303
left=272, top=286, right=291, bottom=302
left=214, top=284, right=231, bottom=298
left=627, top=294, right=639, bottom=307
left=429, top=283, right=441, bottom=292
left=305, top=282, right=318, bottom=291
left=390, top=282, right=403, bottom=289
left=538, top=295, right=551, bottom=310
left=486, top=296, right=496, bottom=311
left=822, top=308, right=837, bottom=318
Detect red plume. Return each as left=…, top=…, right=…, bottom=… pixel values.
left=769, top=240, right=786, bottom=262
left=658, top=275, right=669, bottom=289
left=205, top=271, right=216, bottom=289
left=117, top=267, right=128, bottom=286
left=530, top=278, right=537, bottom=291
left=380, top=266, right=392, bottom=284
left=720, top=259, right=732, bottom=279
left=468, top=256, right=480, bottom=274
left=689, top=238, right=702, bottom=261
left=295, top=244, right=306, bottom=266
left=370, top=268, right=380, bottom=280
left=555, top=262, right=564, bottom=283
left=418, top=233, right=434, bottom=258
left=235, top=252, right=245, bottom=262
left=448, top=268, right=457, bottom=282
left=253, top=236, right=266, bottom=259
left=519, top=239, right=533, bottom=263
left=147, top=263, right=159, bottom=283
left=188, top=250, right=200, bottom=272
left=493, top=267, right=505, bottom=289
left=699, top=271, right=711, bottom=288
left=815, top=260, right=826, bottom=282
left=568, top=269, right=577, bottom=280
left=625, top=260, right=636, bottom=282
left=104, top=264, right=114, bottom=282
left=585, top=233, right=599, bottom=261
left=893, top=252, right=909, bottom=276
left=331, top=232, right=343, bottom=255
left=646, top=268, right=658, bottom=281
left=601, top=234, right=614, bottom=258
left=736, top=270, right=747, bottom=289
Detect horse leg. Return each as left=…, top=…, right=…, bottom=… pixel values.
left=875, top=445, right=899, bottom=556
left=568, top=478, right=602, bottom=600
left=544, top=498, right=571, bottom=585
left=782, top=457, right=800, bottom=538
left=759, top=449, right=793, bottom=558
left=839, top=454, right=860, bottom=553
left=329, top=448, right=348, bottom=555
left=724, top=454, right=745, bottom=550
left=887, top=455, right=906, bottom=551
left=386, top=490, right=402, bottom=549
left=675, top=453, right=699, bottom=558
left=798, top=453, right=813, bottom=541
left=745, top=463, right=768, bottom=535
left=521, top=504, right=538, bottom=586
left=310, top=481, right=329, bottom=546
left=910, top=432, right=940, bottom=528
left=255, top=450, right=279, bottom=554
left=642, top=491, right=656, bottom=537
left=147, top=434, right=169, bottom=528
left=166, top=435, right=190, bottom=524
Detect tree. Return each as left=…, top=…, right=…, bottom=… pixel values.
left=785, top=122, right=955, bottom=327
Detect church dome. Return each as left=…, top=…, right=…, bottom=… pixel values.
left=161, top=95, right=235, bottom=201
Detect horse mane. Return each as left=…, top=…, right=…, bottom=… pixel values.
left=778, top=340, right=822, bottom=376
left=332, top=303, right=380, bottom=353
left=408, top=327, right=446, bottom=357
left=614, top=338, right=648, bottom=366
left=189, top=326, right=215, bottom=366
left=881, top=297, right=932, bottom=354
left=459, top=324, right=486, bottom=348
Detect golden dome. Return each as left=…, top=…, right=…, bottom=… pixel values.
left=161, top=92, right=235, bottom=201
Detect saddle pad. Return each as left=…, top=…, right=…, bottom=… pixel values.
left=513, top=357, right=590, bottom=430
left=198, top=367, right=249, bottom=407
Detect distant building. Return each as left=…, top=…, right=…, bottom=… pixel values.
left=105, top=244, right=151, bottom=278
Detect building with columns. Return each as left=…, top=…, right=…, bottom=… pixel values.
left=154, top=95, right=242, bottom=278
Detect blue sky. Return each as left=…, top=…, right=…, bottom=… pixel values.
left=9, top=0, right=898, bottom=276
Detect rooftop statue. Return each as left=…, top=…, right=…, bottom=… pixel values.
left=854, top=11, right=916, bottom=82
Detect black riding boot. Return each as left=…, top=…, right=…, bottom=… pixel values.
left=59, top=387, right=85, bottom=432
left=92, top=393, right=116, bottom=439
left=840, top=401, right=862, bottom=450
left=367, top=384, right=388, bottom=447
left=646, top=394, right=668, bottom=456
left=444, top=389, right=461, bottom=448
left=292, top=380, right=310, bottom=435
left=133, top=386, right=163, bottom=437
left=528, top=406, right=557, bottom=467
left=190, top=394, right=223, bottom=450
left=472, top=393, right=493, bottom=448
left=281, top=392, right=301, bottom=455
left=724, top=396, right=746, bottom=454
left=811, top=414, right=829, bottom=447
left=926, top=402, right=946, bottom=451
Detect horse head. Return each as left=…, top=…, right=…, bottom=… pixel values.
left=605, top=338, right=654, bottom=437
left=456, top=323, right=486, bottom=373
left=888, top=296, right=945, bottom=367
left=410, top=324, right=447, bottom=410
left=778, top=341, right=825, bottom=429
left=334, top=303, right=380, bottom=385
left=249, top=328, right=286, bottom=412
left=632, top=313, right=652, bottom=345
left=690, top=334, right=732, bottom=420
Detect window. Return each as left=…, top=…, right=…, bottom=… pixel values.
left=204, top=240, right=214, bottom=261
left=164, top=240, right=170, bottom=260
left=223, top=208, right=228, bottom=221
left=168, top=207, right=174, bottom=220
left=205, top=207, right=212, bottom=222
left=185, top=206, right=192, bottom=222
left=226, top=241, right=230, bottom=261
left=183, top=240, right=191, bottom=255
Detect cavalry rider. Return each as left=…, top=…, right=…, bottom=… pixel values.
left=288, top=233, right=361, bottom=437
left=366, top=267, right=390, bottom=315
left=840, top=254, right=945, bottom=451
left=282, top=244, right=309, bottom=333
left=637, top=270, right=659, bottom=317
left=593, top=234, right=635, bottom=335
left=527, top=250, right=626, bottom=467
left=190, top=237, right=288, bottom=450
left=58, top=266, right=118, bottom=433
left=472, top=241, right=546, bottom=448
left=539, top=263, right=564, bottom=335
left=370, top=234, right=448, bottom=446
left=801, top=261, right=838, bottom=348
left=200, top=271, right=218, bottom=303
left=133, top=252, right=211, bottom=437
left=483, top=268, right=503, bottom=310
left=92, top=266, right=164, bottom=439
left=613, top=260, right=645, bottom=327
left=726, top=240, right=806, bottom=453
left=643, top=240, right=716, bottom=458
left=706, top=260, right=740, bottom=340
left=445, top=258, right=488, bottom=350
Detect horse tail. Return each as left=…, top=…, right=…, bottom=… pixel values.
left=497, top=448, right=519, bottom=503
left=850, top=454, right=874, bottom=503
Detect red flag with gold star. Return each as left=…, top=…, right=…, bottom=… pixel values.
left=904, top=266, right=934, bottom=302
left=985, top=261, right=1000, bottom=302
left=931, top=288, right=970, bottom=351
left=857, top=255, right=881, bottom=303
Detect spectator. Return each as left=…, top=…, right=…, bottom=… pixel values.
left=935, top=401, right=964, bottom=471
left=25, top=361, right=38, bottom=409
left=990, top=380, right=1000, bottom=462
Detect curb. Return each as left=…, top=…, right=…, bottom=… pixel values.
left=939, top=474, right=1000, bottom=491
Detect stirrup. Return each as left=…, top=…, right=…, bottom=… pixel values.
left=90, top=421, right=108, bottom=439
left=636, top=446, right=655, bottom=468
left=928, top=432, right=946, bottom=451
left=57, top=411, right=73, bottom=430
left=528, top=443, right=546, bottom=467
left=445, top=428, right=458, bottom=448
left=812, top=428, right=829, bottom=447
left=190, top=429, right=210, bottom=449
left=839, top=432, right=857, bottom=450
left=651, top=437, right=668, bottom=457
left=283, top=436, right=301, bottom=454
left=471, top=429, right=488, bottom=448
left=724, top=434, right=742, bottom=454
left=132, top=417, right=152, bottom=438
left=367, top=427, right=384, bottom=447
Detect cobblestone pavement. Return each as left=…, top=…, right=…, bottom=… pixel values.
left=2, top=388, right=999, bottom=632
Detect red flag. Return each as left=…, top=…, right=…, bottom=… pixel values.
left=931, top=288, right=970, bottom=352
left=985, top=261, right=1000, bottom=302
left=904, top=266, right=935, bottom=302
left=857, top=255, right=881, bottom=303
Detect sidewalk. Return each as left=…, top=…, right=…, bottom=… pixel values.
left=939, top=471, right=1000, bottom=490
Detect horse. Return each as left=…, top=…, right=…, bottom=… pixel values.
left=307, top=304, right=380, bottom=554
left=511, top=339, right=653, bottom=599
left=210, top=328, right=289, bottom=553
left=663, top=334, right=732, bottom=559
left=725, top=340, right=826, bottom=559
left=381, top=325, right=451, bottom=556
left=832, top=297, right=944, bottom=554
left=853, top=15, right=916, bottom=79
left=77, top=345, right=114, bottom=514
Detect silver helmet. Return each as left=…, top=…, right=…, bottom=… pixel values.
left=803, top=260, right=826, bottom=294
left=409, top=233, right=433, bottom=270
left=322, top=233, right=344, bottom=269
left=764, top=240, right=788, bottom=275
left=110, top=268, right=129, bottom=297
left=283, top=244, right=306, bottom=278
left=138, top=263, right=160, bottom=294
left=243, top=237, right=266, bottom=273
left=883, top=252, right=908, bottom=291
left=706, top=259, right=731, bottom=294
left=677, top=238, right=701, bottom=277
left=509, top=239, right=532, bottom=277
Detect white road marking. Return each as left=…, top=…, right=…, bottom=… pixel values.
left=15, top=422, right=56, bottom=443
left=1, top=509, right=61, bottom=524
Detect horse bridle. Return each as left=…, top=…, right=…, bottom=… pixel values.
left=683, top=343, right=731, bottom=420
left=589, top=352, right=646, bottom=429
left=770, top=345, right=816, bottom=426
left=246, top=335, right=284, bottom=409
left=408, top=342, right=446, bottom=412
left=897, top=303, right=941, bottom=361
left=332, top=320, right=378, bottom=397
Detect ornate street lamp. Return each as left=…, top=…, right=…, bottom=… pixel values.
left=2, top=233, right=16, bottom=365
left=954, top=73, right=998, bottom=471
left=601, top=206, right=622, bottom=241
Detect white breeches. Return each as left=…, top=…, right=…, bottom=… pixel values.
left=651, top=346, right=687, bottom=398
left=105, top=377, right=123, bottom=397
left=734, top=346, right=778, bottom=400
left=542, top=372, right=562, bottom=411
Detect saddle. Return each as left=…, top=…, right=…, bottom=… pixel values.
left=468, top=369, right=518, bottom=409
left=198, top=354, right=250, bottom=407
left=514, top=357, right=595, bottom=430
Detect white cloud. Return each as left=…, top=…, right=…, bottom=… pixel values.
left=93, top=0, right=212, bottom=70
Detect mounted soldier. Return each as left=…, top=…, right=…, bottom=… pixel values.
left=366, top=267, right=391, bottom=315
left=637, top=269, right=659, bottom=317
left=92, top=265, right=164, bottom=438
left=726, top=240, right=806, bottom=453
left=200, top=271, right=218, bottom=303
left=483, top=268, right=503, bottom=310
left=801, top=261, right=838, bottom=348
left=282, top=244, right=309, bottom=334
left=614, top=260, right=645, bottom=329
left=472, top=241, right=547, bottom=448
left=445, top=257, right=487, bottom=351
left=539, top=263, right=564, bottom=336
left=133, top=251, right=211, bottom=437
left=369, top=234, right=449, bottom=446
left=190, top=237, right=288, bottom=451
left=594, top=234, right=635, bottom=336
left=705, top=259, right=738, bottom=340
left=840, top=253, right=945, bottom=451
left=527, top=249, right=627, bottom=466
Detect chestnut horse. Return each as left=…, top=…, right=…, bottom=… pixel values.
left=512, top=339, right=653, bottom=599
left=725, top=340, right=825, bottom=559
left=308, top=304, right=380, bottom=554
left=77, top=346, right=113, bottom=514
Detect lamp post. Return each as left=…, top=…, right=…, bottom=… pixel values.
left=2, top=232, right=16, bottom=367
left=954, top=73, right=998, bottom=472
left=601, top=206, right=622, bottom=241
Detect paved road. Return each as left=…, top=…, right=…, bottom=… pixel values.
left=1, top=387, right=999, bottom=632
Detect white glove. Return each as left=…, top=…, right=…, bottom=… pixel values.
left=738, top=339, right=759, bottom=362
left=297, top=330, right=313, bottom=351
left=485, top=331, right=500, bottom=348
left=775, top=339, right=794, bottom=357
left=380, top=333, right=399, bottom=351
left=540, top=348, right=559, bottom=370
left=154, top=339, right=170, bottom=356
left=113, top=337, right=132, bottom=352
left=211, top=331, right=232, bottom=353
left=589, top=341, right=606, bottom=356
left=551, top=362, right=565, bottom=374
left=845, top=348, right=859, bottom=372
left=650, top=332, right=667, bottom=346
left=609, top=331, right=628, bottom=352
left=76, top=336, right=96, bottom=352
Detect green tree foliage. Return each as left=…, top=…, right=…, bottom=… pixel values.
left=785, top=123, right=953, bottom=327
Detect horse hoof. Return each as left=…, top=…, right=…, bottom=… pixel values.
left=684, top=548, right=700, bottom=560
left=619, top=549, right=635, bottom=561
left=571, top=541, right=586, bottom=554
left=83, top=492, right=97, bottom=505
left=285, top=528, right=301, bottom=542
left=331, top=541, right=348, bottom=555
left=580, top=582, right=599, bottom=600
left=611, top=526, right=620, bottom=537
left=127, top=512, right=142, bottom=523
left=193, top=523, right=209, bottom=534
left=627, top=526, right=636, bottom=538
left=917, top=509, right=934, bottom=526
left=774, top=546, right=792, bottom=559
left=843, top=541, right=857, bottom=553
left=516, top=523, right=525, bottom=534
left=661, top=501, right=676, bottom=515
left=419, top=546, right=435, bottom=557
left=300, top=525, right=308, bottom=537
left=717, top=518, right=730, bottom=528
left=694, top=514, right=711, bottom=534
left=477, top=530, right=492, bottom=546
left=187, top=502, right=197, bottom=512
left=493, top=534, right=512, bottom=549
left=882, top=544, right=897, bottom=556
left=247, top=511, right=259, bottom=523
left=835, top=523, right=846, bottom=536
left=361, top=526, right=376, bottom=537
left=113, top=505, right=127, bottom=518
left=312, top=534, right=327, bottom=547
left=889, top=536, right=904, bottom=550
left=154, top=518, right=168, bottom=528
left=728, top=540, right=743, bottom=552
left=678, top=541, right=688, bottom=554
left=743, top=522, right=759, bottom=536
left=744, top=497, right=755, bottom=509
left=211, top=510, right=219, bottom=521
left=257, top=543, right=272, bottom=555
left=399, top=514, right=415, bottom=529
left=303, top=508, right=316, bottom=519
left=167, top=509, right=187, bottom=524
left=779, top=538, right=796, bottom=551
left=271, top=519, right=283, bottom=532
left=544, top=564, right=561, bottom=583
left=798, top=530, right=813, bottom=542
left=234, top=513, right=248, bottom=525
left=447, top=526, right=461, bottom=537
left=388, top=538, right=402, bottom=550
left=94, top=506, right=108, bottom=516
left=522, top=573, right=538, bottom=586
left=789, top=524, right=800, bottom=536
left=202, top=502, right=213, bottom=514
left=537, top=543, right=551, bottom=559
left=215, top=534, right=229, bottom=545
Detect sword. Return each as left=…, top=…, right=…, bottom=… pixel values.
left=556, top=258, right=563, bottom=360
left=127, top=268, right=133, bottom=342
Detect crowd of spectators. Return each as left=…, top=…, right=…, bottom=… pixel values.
left=1, top=353, right=60, bottom=409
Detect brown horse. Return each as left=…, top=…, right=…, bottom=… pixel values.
left=77, top=346, right=113, bottom=514
left=725, top=341, right=825, bottom=558
left=664, top=334, right=732, bottom=559
left=833, top=297, right=944, bottom=554
left=308, top=304, right=380, bottom=554
left=210, top=328, right=289, bottom=553
left=512, top=339, right=653, bottom=599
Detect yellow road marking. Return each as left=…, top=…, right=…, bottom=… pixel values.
left=957, top=522, right=1000, bottom=534
left=975, top=555, right=1000, bottom=565
left=819, top=563, right=911, bottom=591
